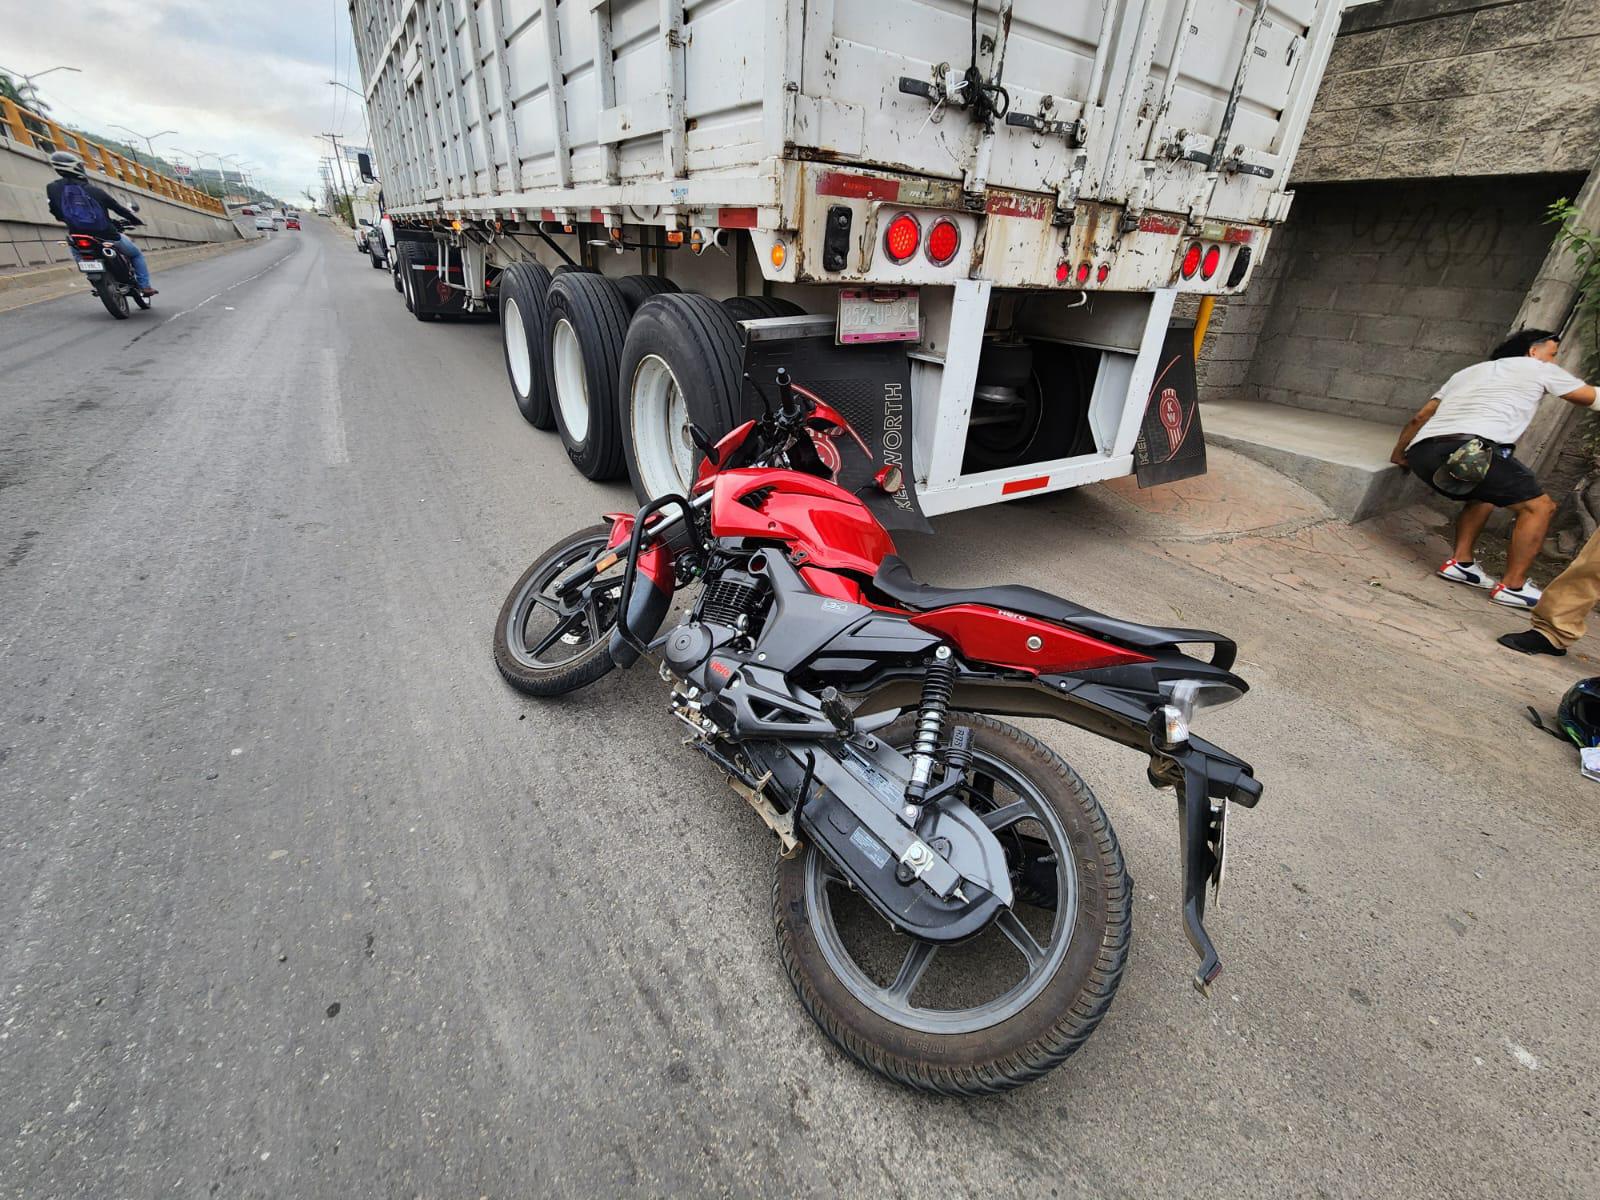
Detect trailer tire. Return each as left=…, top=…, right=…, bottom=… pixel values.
left=620, top=294, right=745, bottom=502
left=500, top=263, right=558, bottom=430
left=615, top=274, right=680, bottom=314
left=545, top=272, right=631, bottom=480
left=721, top=295, right=804, bottom=321
left=398, top=246, right=416, bottom=312
left=552, top=264, right=594, bottom=276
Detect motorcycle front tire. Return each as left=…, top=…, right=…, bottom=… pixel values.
left=493, top=525, right=620, bottom=697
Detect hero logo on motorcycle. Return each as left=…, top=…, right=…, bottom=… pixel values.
left=494, top=368, right=1261, bottom=1096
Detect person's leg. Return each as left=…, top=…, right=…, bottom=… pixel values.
left=1501, top=494, right=1558, bottom=589
left=1531, top=527, right=1600, bottom=648
left=1453, top=501, right=1494, bottom=563
left=115, top=235, right=151, bottom=289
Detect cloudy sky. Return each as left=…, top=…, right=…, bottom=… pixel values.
left=0, top=0, right=369, bottom=202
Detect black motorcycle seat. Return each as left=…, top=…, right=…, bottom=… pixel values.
left=872, top=555, right=1236, bottom=666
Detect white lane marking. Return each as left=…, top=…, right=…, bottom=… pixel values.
left=155, top=249, right=294, bottom=328
left=319, top=348, right=349, bottom=465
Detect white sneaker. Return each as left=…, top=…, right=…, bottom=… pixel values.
left=1489, top=581, right=1542, bottom=608
left=1436, top=558, right=1497, bottom=589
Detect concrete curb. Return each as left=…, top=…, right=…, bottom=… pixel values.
left=0, top=239, right=256, bottom=313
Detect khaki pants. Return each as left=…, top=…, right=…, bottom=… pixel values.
left=1532, top=528, right=1600, bottom=648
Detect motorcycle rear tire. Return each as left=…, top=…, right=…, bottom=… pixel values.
left=773, top=713, right=1131, bottom=1096
left=94, top=276, right=129, bottom=320
left=493, top=525, right=619, bottom=697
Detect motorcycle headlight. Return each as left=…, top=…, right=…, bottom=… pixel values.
left=1155, top=680, right=1244, bottom=747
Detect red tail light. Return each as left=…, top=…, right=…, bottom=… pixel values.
left=1200, top=244, right=1222, bottom=280
left=1180, top=243, right=1202, bottom=279
left=1096, top=263, right=1110, bottom=283
left=71, top=235, right=98, bottom=251
left=883, top=212, right=920, bottom=264
left=925, top=218, right=960, bottom=266
left=1076, top=261, right=1091, bottom=285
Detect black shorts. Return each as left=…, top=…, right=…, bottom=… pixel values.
left=1407, top=436, right=1544, bottom=507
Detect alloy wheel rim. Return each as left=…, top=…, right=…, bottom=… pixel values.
left=802, top=747, right=1078, bottom=1035
left=505, top=537, right=620, bottom=669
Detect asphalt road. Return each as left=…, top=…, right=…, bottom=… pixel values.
left=2, top=219, right=1596, bottom=1199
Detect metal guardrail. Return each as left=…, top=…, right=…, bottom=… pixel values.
left=0, top=96, right=227, bottom=216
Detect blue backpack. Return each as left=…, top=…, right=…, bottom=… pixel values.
left=59, top=181, right=107, bottom=230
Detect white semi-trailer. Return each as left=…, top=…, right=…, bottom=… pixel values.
left=348, top=0, right=1347, bottom=513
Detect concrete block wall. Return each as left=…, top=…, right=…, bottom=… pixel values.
left=1236, top=174, right=1582, bottom=423
left=0, top=139, right=239, bottom=272
left=1296, top=0, right=1600, bottom=183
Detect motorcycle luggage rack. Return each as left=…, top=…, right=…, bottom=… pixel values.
left=614, top=491, right=693, bottom=659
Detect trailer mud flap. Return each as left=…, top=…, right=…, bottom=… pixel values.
left=737, top=320, right=931, bottom=533
left=1134, top=325, right=1207, bottom=488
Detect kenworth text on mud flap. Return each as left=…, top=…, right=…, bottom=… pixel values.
left=347, top=0, right=1348, bottom=513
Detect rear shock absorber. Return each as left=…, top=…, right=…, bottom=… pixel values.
left=902, top=645, right=954, bottom=820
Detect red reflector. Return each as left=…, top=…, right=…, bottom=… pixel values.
left=816, top=171, right=901, bottom=202
left=1055, top=261, right=1070, bottom=283
left=1076, top=261, right=1091, bottom=284
left=1002, top=475, right=1050, bottom=495
left=1181, top=243, right=1202, bottom=279
left=884, top=212, right=920, bottom=264
left=1201, top=244, right=1222, bottom=280
left=1096, top=263, right=1110, bottom=282
left=717, top=207, right=758, bottom=229
left=926, top=219, right=960, bottom=265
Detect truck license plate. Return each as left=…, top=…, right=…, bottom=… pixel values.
left=77, top=260, right=103, bottom=273
left=838, top=288, right=919, bottom=344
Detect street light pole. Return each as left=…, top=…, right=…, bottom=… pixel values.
left=110, top=125, right=178, bottom=169
left=0, top=63, right=81, bottom=108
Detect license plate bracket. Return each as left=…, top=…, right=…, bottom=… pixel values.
left=837, top=287, right=919, bottom=345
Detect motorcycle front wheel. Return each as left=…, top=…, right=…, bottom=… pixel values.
left=773, top=713, right=1131, bottom=1095
left=493, top=524, right=623, bottom=696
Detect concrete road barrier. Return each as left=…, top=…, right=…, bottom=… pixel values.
left=1, top=128, right=241, bottom=274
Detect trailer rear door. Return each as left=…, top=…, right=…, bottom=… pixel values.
left=1097, top=0, right=1342, bottom=224
left=797, top=0, right=1119, bottom=202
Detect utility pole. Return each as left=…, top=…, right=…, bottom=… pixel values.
left=321, top=133, right=354, bottom=224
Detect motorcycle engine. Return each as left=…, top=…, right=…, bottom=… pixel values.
left=663, top=567, right=769, bottom=679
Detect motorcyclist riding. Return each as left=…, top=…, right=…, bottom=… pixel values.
left=46, top=150, right=157, bottom=297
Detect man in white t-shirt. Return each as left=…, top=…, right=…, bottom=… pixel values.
left=1390, top=329, right=1597, bottom=609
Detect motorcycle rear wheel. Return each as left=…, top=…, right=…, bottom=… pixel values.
left=773, top=713, right=1130, bottom=1095
left=493, top=525, right=622, bottom=696
left=94, top=276, right=129, bottom=320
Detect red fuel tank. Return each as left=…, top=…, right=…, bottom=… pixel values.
left=710, top=468, right=895, bottom=576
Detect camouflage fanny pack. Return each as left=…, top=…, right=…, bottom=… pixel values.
left=1432, top=437, right=1492, bottom=497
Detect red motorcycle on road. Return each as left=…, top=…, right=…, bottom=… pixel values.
left=495, top=366, right=1259, bottom=1095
